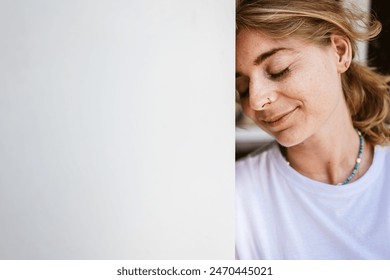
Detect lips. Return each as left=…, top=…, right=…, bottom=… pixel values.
left=261, top=107, right=298, bottom=127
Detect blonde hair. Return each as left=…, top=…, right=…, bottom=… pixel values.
left=236, top=0, right=390, bottom=145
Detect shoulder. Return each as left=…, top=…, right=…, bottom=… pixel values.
left=236, top=141, right=276, bottom=169
left=377, top=144, right=390, bottom=153
left=374, top=144, right=390, bottom=160
left=236, top=141, right=278, bottom=190
left=375, top=144, right=390, bottom=165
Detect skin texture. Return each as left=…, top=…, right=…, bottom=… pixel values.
left=236, top=29, right=373, bottom=184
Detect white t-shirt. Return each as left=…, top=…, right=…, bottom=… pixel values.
left=236, top=141, right=390, bottom=260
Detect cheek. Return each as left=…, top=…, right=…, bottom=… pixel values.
left=241, top=103, right=269, bottom=130
left=289, top=66, right=340, bottom=112
left=242, top=103, right=257, bottom=122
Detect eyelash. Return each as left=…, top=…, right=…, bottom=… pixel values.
left=269, top=67, right=290, bottom=79
left=236, top=67, right=290, bottom=101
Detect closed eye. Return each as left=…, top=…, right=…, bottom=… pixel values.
left=269, top=67, right=290, bottom=79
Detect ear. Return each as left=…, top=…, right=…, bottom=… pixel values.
left=330, top=34, right=352, bottom=73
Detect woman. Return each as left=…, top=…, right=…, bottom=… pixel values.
left=235, top=0, right=390, bottom=259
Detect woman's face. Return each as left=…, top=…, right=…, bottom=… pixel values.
left=236, top=29, right=348, bottom=147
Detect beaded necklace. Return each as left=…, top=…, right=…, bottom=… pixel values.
left=285, top=130, right=364, bottom=185
left=338, top=130, right=364, bottom=185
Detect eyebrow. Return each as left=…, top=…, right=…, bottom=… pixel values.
left=236, top=47, right=293, bottom=78
left=253, top=47, right=292, bottom=65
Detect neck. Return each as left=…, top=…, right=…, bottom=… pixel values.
left=283, top=108, right=373, bottom=185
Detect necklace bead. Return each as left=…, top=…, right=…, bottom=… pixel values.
left=285, top=129, right=364, bottom=186
left=339, top=130, right=364, bottom=185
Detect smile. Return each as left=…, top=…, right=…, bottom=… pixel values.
left=261, top=107, right=298, bottom=127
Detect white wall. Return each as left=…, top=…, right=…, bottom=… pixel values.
left=0, top=0, right=234, bottom=259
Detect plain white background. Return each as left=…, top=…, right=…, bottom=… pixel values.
left=0, top=0, right=234, bottom=259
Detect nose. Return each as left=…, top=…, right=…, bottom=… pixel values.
left=248, top=79, right=275, bottom=111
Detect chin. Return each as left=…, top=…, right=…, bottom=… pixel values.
left=274, top=138, right=298, bottom=148
left=272, top=129, right=306, bottom=148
